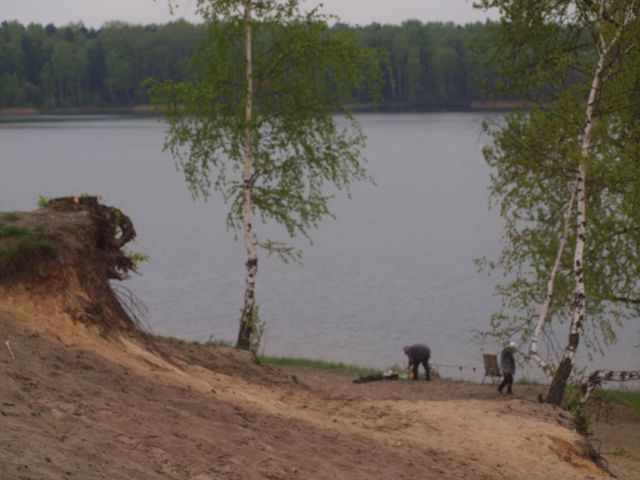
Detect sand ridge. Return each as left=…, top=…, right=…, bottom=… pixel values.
left=0, top=302, right=615, bottom=479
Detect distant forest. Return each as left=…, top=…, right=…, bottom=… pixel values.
left=0, top=19, right=500, bottom=110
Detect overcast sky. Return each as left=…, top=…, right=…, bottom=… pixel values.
left=3, top=0, right=498, bottom=28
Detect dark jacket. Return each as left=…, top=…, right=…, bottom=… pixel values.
left=404, top=344, right=430, bottom=365
left=500, top=348, right=516, bottom=375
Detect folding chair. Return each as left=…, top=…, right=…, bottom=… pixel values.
left=482, top=354, right=501, bottom=384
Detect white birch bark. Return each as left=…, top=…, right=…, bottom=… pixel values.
left=560, top=13, right=621, bottom=366
left=529, top=182, right=577, bottom=379
left=551, top=71, right=597, bottom=361
left=546, top=2, right=640, bottom=404
left=237, top=0, right=257, bottom=350
left=546, top=3, right=621, bottom=403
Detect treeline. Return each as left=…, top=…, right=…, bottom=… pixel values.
left=0, top=19, right=497, bottom=110
left=349, top=21, right=494, bottom=108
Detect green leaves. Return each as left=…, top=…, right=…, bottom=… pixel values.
left=151, top=1, right=382, bottom=348
left=477, top=0, right=640, bottom=360
left=152, top=1, right=381, bottom=249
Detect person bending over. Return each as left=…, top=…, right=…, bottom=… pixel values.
left=403, top=344, right=431, bottom=381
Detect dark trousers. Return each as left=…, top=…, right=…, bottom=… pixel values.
left=412, top=359, right=430, bottom=381
left=498, top=373, right=513, bottom=393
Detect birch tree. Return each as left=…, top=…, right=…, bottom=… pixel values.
left=152, top=0, right=381, bottom=350
left=476, top=0, right=640, bottom=404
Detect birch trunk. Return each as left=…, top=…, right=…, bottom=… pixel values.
left=236, top=0, right=257, bottom=350
left=544, top=45, right=606, bottom=405
left=529, top=182, right=577, bottom=380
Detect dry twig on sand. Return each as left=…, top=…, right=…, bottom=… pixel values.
left=6, top=340, right=15, bottom=360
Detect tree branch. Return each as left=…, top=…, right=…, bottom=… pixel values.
left=529, top=178, right=577, bottom=379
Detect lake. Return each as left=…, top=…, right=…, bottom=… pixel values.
left=1, top=113, right=638, bottom=382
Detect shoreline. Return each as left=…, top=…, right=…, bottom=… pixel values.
left=0, top=105, right=161, bottom=117
left=0, top=102, right=524, bottom=118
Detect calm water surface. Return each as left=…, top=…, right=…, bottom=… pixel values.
left=1, top=113, right=637, bottom=381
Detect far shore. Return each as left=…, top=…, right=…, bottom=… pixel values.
left=0, top=105, right=160, bottom=117
left=0, top=101, right=528, bottom=118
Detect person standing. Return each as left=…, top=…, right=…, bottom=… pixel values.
left=498, top=341, right=517, bottom=394
left=403, top=344, right=431, bottom=381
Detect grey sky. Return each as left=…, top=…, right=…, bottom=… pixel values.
left=3, top=1, right=497, bottom=28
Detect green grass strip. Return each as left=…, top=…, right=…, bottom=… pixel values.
left=259, top=355, right=379, bottom=376
left=598, top=389, right=640, bottom=415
